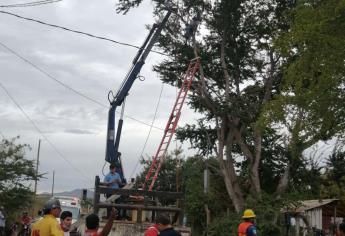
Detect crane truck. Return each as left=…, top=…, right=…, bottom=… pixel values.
left=75, top=6, right=199, bottom=236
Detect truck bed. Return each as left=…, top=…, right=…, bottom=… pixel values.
left=75, top=219, right=191, bottom=236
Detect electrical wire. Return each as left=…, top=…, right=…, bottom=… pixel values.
left=0, top=41, right=164, bottom=131
left=0, top=10, right=168, bottom=56
left=0, top=81, right=93, bottom=185
left=129, top=83, right=164, bottom=179
left=0, top=0, right=62, bottom=8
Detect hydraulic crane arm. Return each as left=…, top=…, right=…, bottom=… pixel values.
left=105, top=10, right=172, bottom=183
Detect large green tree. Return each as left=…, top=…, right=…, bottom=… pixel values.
left=0, top=138, right=40, bottom=216
left=118, top=0, right=295, bottom=213
left=117, top=0, right=345, bottom=217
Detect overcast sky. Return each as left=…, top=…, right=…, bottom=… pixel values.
left=0, top=0, right=200, bottom=193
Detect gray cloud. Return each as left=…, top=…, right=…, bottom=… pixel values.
left=64, top=128, right=94, bottom=134
left=0, top=0, right=199, bottom=193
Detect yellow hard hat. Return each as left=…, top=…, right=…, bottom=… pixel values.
left=242, top=209, right=256, bottom=219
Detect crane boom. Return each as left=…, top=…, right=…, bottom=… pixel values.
left=105, top=10, right=172, bottom=183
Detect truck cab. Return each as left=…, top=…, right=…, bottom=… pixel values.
left=53, top=196, right=81, bottom=224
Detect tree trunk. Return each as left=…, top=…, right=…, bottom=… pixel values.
left=217, top=118, right=245, bottom=213
left=251, top=128, right=262, bottom=195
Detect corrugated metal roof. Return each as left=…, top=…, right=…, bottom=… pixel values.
left=294, top=199, right=338, bottom=213
left=283, top=199, right=345, bottom=217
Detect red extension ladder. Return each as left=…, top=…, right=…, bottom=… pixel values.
left=142, top=57, right=200, bottom=191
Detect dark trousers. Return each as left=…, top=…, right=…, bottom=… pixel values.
left=105, top=193, right=125, bottom=219
left=106, top=193, right=113, bottom=218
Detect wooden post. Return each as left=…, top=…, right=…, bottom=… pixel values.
left=204, top=167, right=211, bottom=227
left=32, top=139, right=41, bottom=216
left=93, top=176, right=101, bottom=214
left=51, top=170, right=55, bottom=197
left=178, top=210, right=184, bottom=226
left=334, top=203, right=337, bottom=234
left=137, top=208, right=142, bottom=223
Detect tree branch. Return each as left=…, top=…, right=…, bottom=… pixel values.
left=220, top=37, right=231, bottom=103
left=234, top=128, right=254, bottom=161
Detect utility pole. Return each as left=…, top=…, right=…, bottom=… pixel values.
left=32, top=139, right=41, bottom=216
left=52, top=170, right=55, bottom=197
left=204, top=164, right=210, bottom=232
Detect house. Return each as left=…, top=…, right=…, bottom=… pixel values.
left=283, top=199, right=345, bottom=235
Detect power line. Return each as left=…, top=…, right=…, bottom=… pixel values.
left=0, top=81, right=93, bottom=185
left=0, top=130, right=5, bottom=139
left=0, top=0, right=62, bottom=8
left=130, top=83, right=164, bottom=179
left=0, top=40, right=164, bottom=131
left=0, top=10, right=168, bottom=56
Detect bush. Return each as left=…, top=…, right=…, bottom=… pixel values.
left=206, top=214, right=240, bottom=236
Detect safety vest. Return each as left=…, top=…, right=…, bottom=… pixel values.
left=238, top=222, right=253, bottom=236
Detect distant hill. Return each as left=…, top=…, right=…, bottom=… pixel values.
left=40, top=189, right=94, bottom=199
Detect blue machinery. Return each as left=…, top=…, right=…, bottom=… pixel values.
left=105, top=9, right=172, bottom=183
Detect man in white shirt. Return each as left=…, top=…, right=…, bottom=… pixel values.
left=60, top=211, right=73, bottom=236
left=0, top=207, right=6, bottom=236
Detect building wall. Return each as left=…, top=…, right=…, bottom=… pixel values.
left=306, top=207, right=323, bottom=229
left=291, top=207, right=323, bottom=234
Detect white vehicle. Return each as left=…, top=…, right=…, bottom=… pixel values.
left=53, top=196, right=81, bottom=224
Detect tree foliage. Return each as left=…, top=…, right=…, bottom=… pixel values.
left=268, top=0, right=345, bottom=148
left=117, top=0, right=345, bottom=233
left=320, top=146, right=345, bottom=199
left=136, top=152, right=233, bottom=233
left=0, top=137, right=40, bottom=217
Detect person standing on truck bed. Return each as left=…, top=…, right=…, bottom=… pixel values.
left=104, top=164, right=122, bottom=192
left=31, top=199, right=64, bottom=236
left=155, top=214, right=182, bottom=236
left=83, top=208, right=117, bottom=236
left=103, top=164, right=122, bottom=218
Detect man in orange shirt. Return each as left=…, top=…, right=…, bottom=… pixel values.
left=238, top=209, right=257, bottom=236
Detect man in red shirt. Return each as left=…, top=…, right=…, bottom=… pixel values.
left=339, top=223, right=345, bottom=236
left=20, top=211, right=32, bottom=235
left=144, top=224, right=159, bottom=236
left=20, top=212, right=32, bottom=226
left=83, top=208, right=117, bottom=236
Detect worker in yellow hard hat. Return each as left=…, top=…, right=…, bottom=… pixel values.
left=238, top=209, right=257, bottom=236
